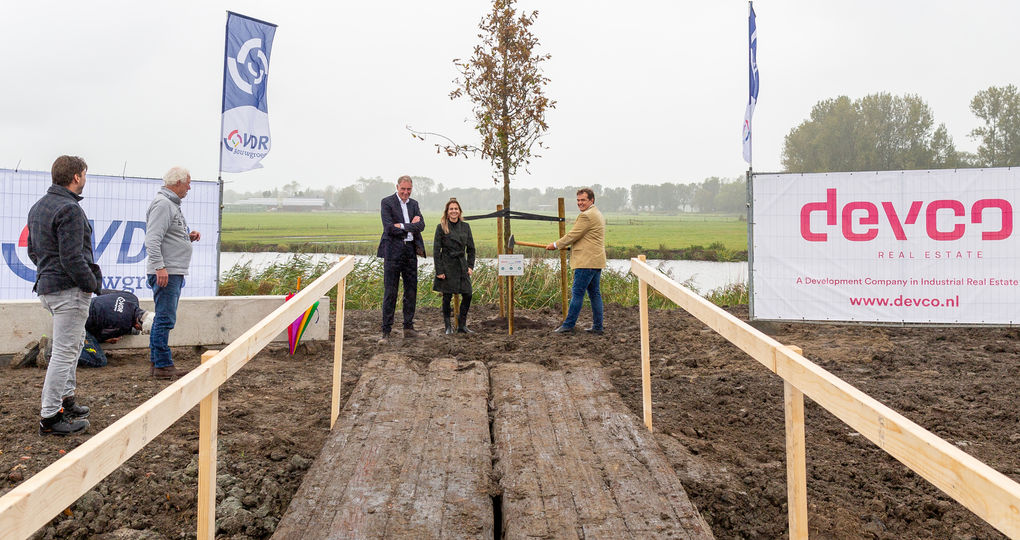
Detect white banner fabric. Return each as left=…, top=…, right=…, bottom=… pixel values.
left=220, top=106, right=271, bottom=173
left=752, top=168, right=1019, bottom=324
left=0, top=169, right=220, bottom=300
left=219, top=12, right=276, bottom=173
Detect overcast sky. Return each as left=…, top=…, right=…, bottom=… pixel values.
left=2, top=1, right=1018, bottom=193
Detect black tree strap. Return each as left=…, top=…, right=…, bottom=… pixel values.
left=462, top=209, right=505, bottom=221
left=463, top=208, right=564, bottom=222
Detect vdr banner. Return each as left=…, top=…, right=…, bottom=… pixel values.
left=0, top=169, right=220, bottom=300
left=751, top=168, right=1018, bottom=324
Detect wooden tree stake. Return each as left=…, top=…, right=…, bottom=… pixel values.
left=497, top=204, right=505, bottom=319
left=558, top=197, right=568, bottom=321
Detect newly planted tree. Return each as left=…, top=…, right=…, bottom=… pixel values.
left=411, top=0, right=554, bottom=251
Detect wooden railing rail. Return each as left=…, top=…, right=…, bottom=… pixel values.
left=631, top=255, right=1020, bottom=539
left=0, top=255, right=355, bottom=540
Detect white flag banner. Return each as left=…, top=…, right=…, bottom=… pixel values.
left=742, top=3, right=758, bottom=164
left=220, top=12, right=277, bottom=173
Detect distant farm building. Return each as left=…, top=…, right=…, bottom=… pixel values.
left=225, top=197, right=327, bottom=212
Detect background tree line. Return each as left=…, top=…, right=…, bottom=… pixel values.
left=224, top=175, right=748, bottom=215
left=782, top=85, right=1020, bottom=172
left=226, top=83, right=1019, bottom=213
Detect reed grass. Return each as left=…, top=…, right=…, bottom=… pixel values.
left=218, top=255, right=749, bottom=310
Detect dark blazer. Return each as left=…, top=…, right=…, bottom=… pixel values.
left=376, top=193, right=426, bottom=259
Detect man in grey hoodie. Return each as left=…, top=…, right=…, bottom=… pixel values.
left=145, top=166, right=201, bottom=379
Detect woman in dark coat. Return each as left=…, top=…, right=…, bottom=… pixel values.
left=433, top=198, right=475, bottom=334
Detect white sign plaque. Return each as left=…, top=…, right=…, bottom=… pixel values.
left=498, top=254, right=525, bottom=276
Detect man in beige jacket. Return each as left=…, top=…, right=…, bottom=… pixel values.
left=546, top=188, right=606, bottom=334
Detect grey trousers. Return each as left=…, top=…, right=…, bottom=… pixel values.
left=38, top=288, right=91, bottom=418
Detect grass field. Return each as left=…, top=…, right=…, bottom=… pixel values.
left=221, top=211, right=748, bottom=261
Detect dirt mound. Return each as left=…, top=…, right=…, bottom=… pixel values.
left=2, top=304, right=1017, bottom=539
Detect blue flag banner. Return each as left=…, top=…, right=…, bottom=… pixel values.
left=742, top=3, right=759, bottom=165
left=220, top=12, right=277, bottom=173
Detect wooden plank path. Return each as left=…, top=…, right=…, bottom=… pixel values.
left=492, top=359, right=713, bottom=539
left=274, top=354, right=713, bottom=539
left=273, top=354, right=494, bottom=539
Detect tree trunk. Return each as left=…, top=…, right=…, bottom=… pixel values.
left=502, top=164, right=511, bottom=253
left=501, top=93, right=512, bottom=254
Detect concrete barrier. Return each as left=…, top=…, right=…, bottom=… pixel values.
left=0, top=296, right=331, bottom=355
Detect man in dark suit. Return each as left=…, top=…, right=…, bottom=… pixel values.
left=377, top=175, right=426, bottom=339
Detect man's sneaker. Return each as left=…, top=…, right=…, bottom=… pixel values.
left=553, top=325, right=575, bottom=334
left=151, top=365, right=183, bottom=380
left=61, top=396, right=90, bottom=419
left=584, top=327, right=604, bottom=335
left=40, top=412, right=89, bottom=436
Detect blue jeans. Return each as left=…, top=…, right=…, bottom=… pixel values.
left=148, top=274, right=184, bottom=368
left=78, top=332, right=108, bottom=368
left=562, top=268, right=603, bottom=330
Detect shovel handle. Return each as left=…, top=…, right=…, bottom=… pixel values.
left=513, top=240, right=550, bottom=249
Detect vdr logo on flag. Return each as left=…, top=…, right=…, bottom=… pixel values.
left=220, top=12, right=277, bottom=173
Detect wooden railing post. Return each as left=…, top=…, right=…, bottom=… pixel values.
left=508, top=275, right=515, bottom=335
left=558, top=197, right=568, bottom=321
left=783, top=345, right=808, bottom=540
left=331, top=278, right=346, bottom=429
left=638, top=255, right=652, bottom=432
left=197, top=350, right=220, bottom=540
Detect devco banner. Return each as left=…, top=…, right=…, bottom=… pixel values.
left=751, top=168, right=1018, bottom=324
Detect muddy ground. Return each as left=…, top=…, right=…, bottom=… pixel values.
left=2, top=303, right=1018, bottom=539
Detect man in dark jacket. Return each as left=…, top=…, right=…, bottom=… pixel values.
left=377, top=175, right=425, bottom=339
left=26, top=155, right=103, bottom=436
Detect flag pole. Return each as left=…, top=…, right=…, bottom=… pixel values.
left=218, top=11, right=231, bottom=177
left=746, top=0, right=754, bottom=170
left=745, top=1, right=757, bottom=319
left=216, top=11, right=230, bottom=292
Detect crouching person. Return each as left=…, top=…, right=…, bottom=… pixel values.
left=79, top=290, right=152, bottom=368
